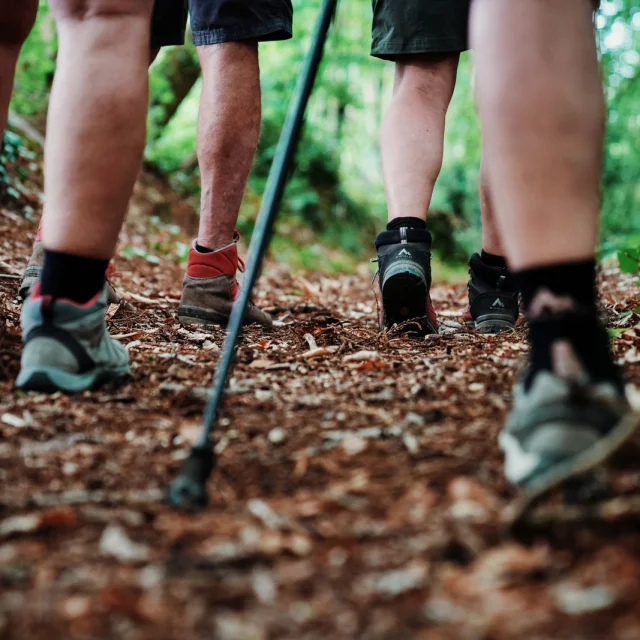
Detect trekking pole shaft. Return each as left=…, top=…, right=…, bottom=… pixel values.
left=197, top=0, right=337, bottom=448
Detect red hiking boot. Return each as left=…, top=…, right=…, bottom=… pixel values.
left=177, top=234, right=272, bottom=328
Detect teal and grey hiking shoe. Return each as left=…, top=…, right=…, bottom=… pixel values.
left=500, top=343, right=639, bottom=516
left=17, top=284, right=130, bottom=393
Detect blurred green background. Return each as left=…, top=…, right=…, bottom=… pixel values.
left=7, top=0, right=640, bottom=276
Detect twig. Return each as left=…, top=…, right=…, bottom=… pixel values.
left=0, top=260, right=20, bottom=275
left=508, top=494, right=640, bottom=527
left=7, top=112, right=45, bottom=147
left=304, top=333, right=318, bottom=350
left=124, top=291, right=168, bottom=305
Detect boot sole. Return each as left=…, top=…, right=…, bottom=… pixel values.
left=474, top=315, right=516, bottom=334
left=503, top=409, right=640, bottom=527
left=178, top=305, right=272, bottom=328
left=382, top=273, right=437, bottom=333
left=178, top=306, right=228, bottom=329
left=16, top=365, right=131, bottom=394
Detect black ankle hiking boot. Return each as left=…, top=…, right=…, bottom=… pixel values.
left=465, top=253, right=519, bottom=333
left=374, top=227, right=438, bottom=333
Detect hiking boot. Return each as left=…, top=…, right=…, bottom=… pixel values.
left=374, top=227, right=438, bottom=333
left=177, top=235, right=272, bottom=328
left=500, top=341, right=639, bottom=502
left=17, top=284, right=130, bottom=393
left=20, top=235, right=120, bottom=304
left=464, top=253, right=519, bottom=333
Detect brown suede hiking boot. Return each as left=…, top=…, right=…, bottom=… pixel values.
left=177, top=236, right=272, bottom=328
left=19, top=224, right=121, bottom=304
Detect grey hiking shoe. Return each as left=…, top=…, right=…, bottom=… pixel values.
left=20, top=240, right=120, bottom=304
left=373, top=227, right=438, bottom=333
left=464, top=253, right=519, bottom=333
left=500, top=342, right=639, bottom=504
left=17, top=284, right=130, bottom=393
left=177, top=237, right=272, bottom=328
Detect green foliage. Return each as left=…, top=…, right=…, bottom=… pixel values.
left=11, top=4, right=57, bottom=118
left=0, top=132, right=31, bottom=204
left=618, top=247, right=640, bottom=273
left=615, top=234, right=640, bottom=289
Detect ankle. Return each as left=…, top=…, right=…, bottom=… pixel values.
left=480, top=250, right=507, bottom=269
left=515, top=260, right=620, bottom=389
left=40, top=250, right=108, bottom=304
left=515, top=259, right=597, bottom=315
left=525, top=309, right=622, bottom=390
left=386, top=216, right=427, bottom=231
left=196, top=230, right=238, bottom=253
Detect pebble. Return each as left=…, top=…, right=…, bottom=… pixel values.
left=342, top=435, right=368, bottom=456
left=99, top=525, right=150, bottom=564
left=268, top=427, right=287, bottom=445
left=553, top=584, right=616, bottom=615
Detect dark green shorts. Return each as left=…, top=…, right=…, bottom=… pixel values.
left=371, top=0, right=601, bottom=60
left=151, top=0, right=293, bottom=49
left=371, top=0, right=470, bottom=59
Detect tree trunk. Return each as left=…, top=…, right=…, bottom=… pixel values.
left=148, top=46, right=201, bottom=143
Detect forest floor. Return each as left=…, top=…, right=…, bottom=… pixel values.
left=1, top=165, right=640, bottom=639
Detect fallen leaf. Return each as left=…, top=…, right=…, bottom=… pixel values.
left=100, top=525, right=150, bottom=564
left=249, top=358, right=275, bottom=369
left=343, top=350, right=381, bottom=363
left=301, top=346, right=339, bottom=360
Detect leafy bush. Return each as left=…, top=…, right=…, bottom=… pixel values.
left=0, top=132, right=26, bottom=203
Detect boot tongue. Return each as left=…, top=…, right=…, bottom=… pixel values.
left=186, top=243, right=238, bottom=279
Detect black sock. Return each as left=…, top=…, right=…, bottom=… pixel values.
left=514, top=259, right=621, bottom=389
left=515, top=259, right=597, bottom=313
left=195, top=241, right=213, bottom=254
left=40, top=250, right=109, bottom=304
left=387, top=217, right=427, bottom=231
left=480, top=250, right=507, bottom=269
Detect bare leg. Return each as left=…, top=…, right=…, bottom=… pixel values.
left=380, top=54, right=459, bottom=222
left=472, top=0, right=630, bottom=497
left=44, top=0, right=154, bottom=258
left=17, top=0, right=153, bottom=394
left=478, top=159, right=505, bottom=256
left=196, top=42, right=261, bottom=250
left=177, top=41, right=271, bottom=328
left=0, top=0, right=39, bottom=136
left=472, top=0, right=603, bottom=270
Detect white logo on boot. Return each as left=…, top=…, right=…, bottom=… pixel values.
left=397, top=248, right=411, bottom=257
left=491, top=298, right=505, bottom=309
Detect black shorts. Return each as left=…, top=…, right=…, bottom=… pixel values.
left=151, top=0, right=293, bottom=49
left=371, top=0, right=470, bottom=59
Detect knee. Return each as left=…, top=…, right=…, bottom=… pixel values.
left=49, top=0, right=153, bottom=23
left=393, top=53, right=460, bottom=102
left=0, top=0, right=38, bottom=48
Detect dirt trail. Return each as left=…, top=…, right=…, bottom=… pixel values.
left=1, top=192, right=640, bottom=639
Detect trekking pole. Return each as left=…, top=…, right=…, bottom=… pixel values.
left=168, top=0, right=339, bottom=510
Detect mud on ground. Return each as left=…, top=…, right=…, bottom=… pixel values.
left=1, top=182, right=640, bottom=639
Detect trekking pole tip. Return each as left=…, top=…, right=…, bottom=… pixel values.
left=167, top=445, right=215, bottom=510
